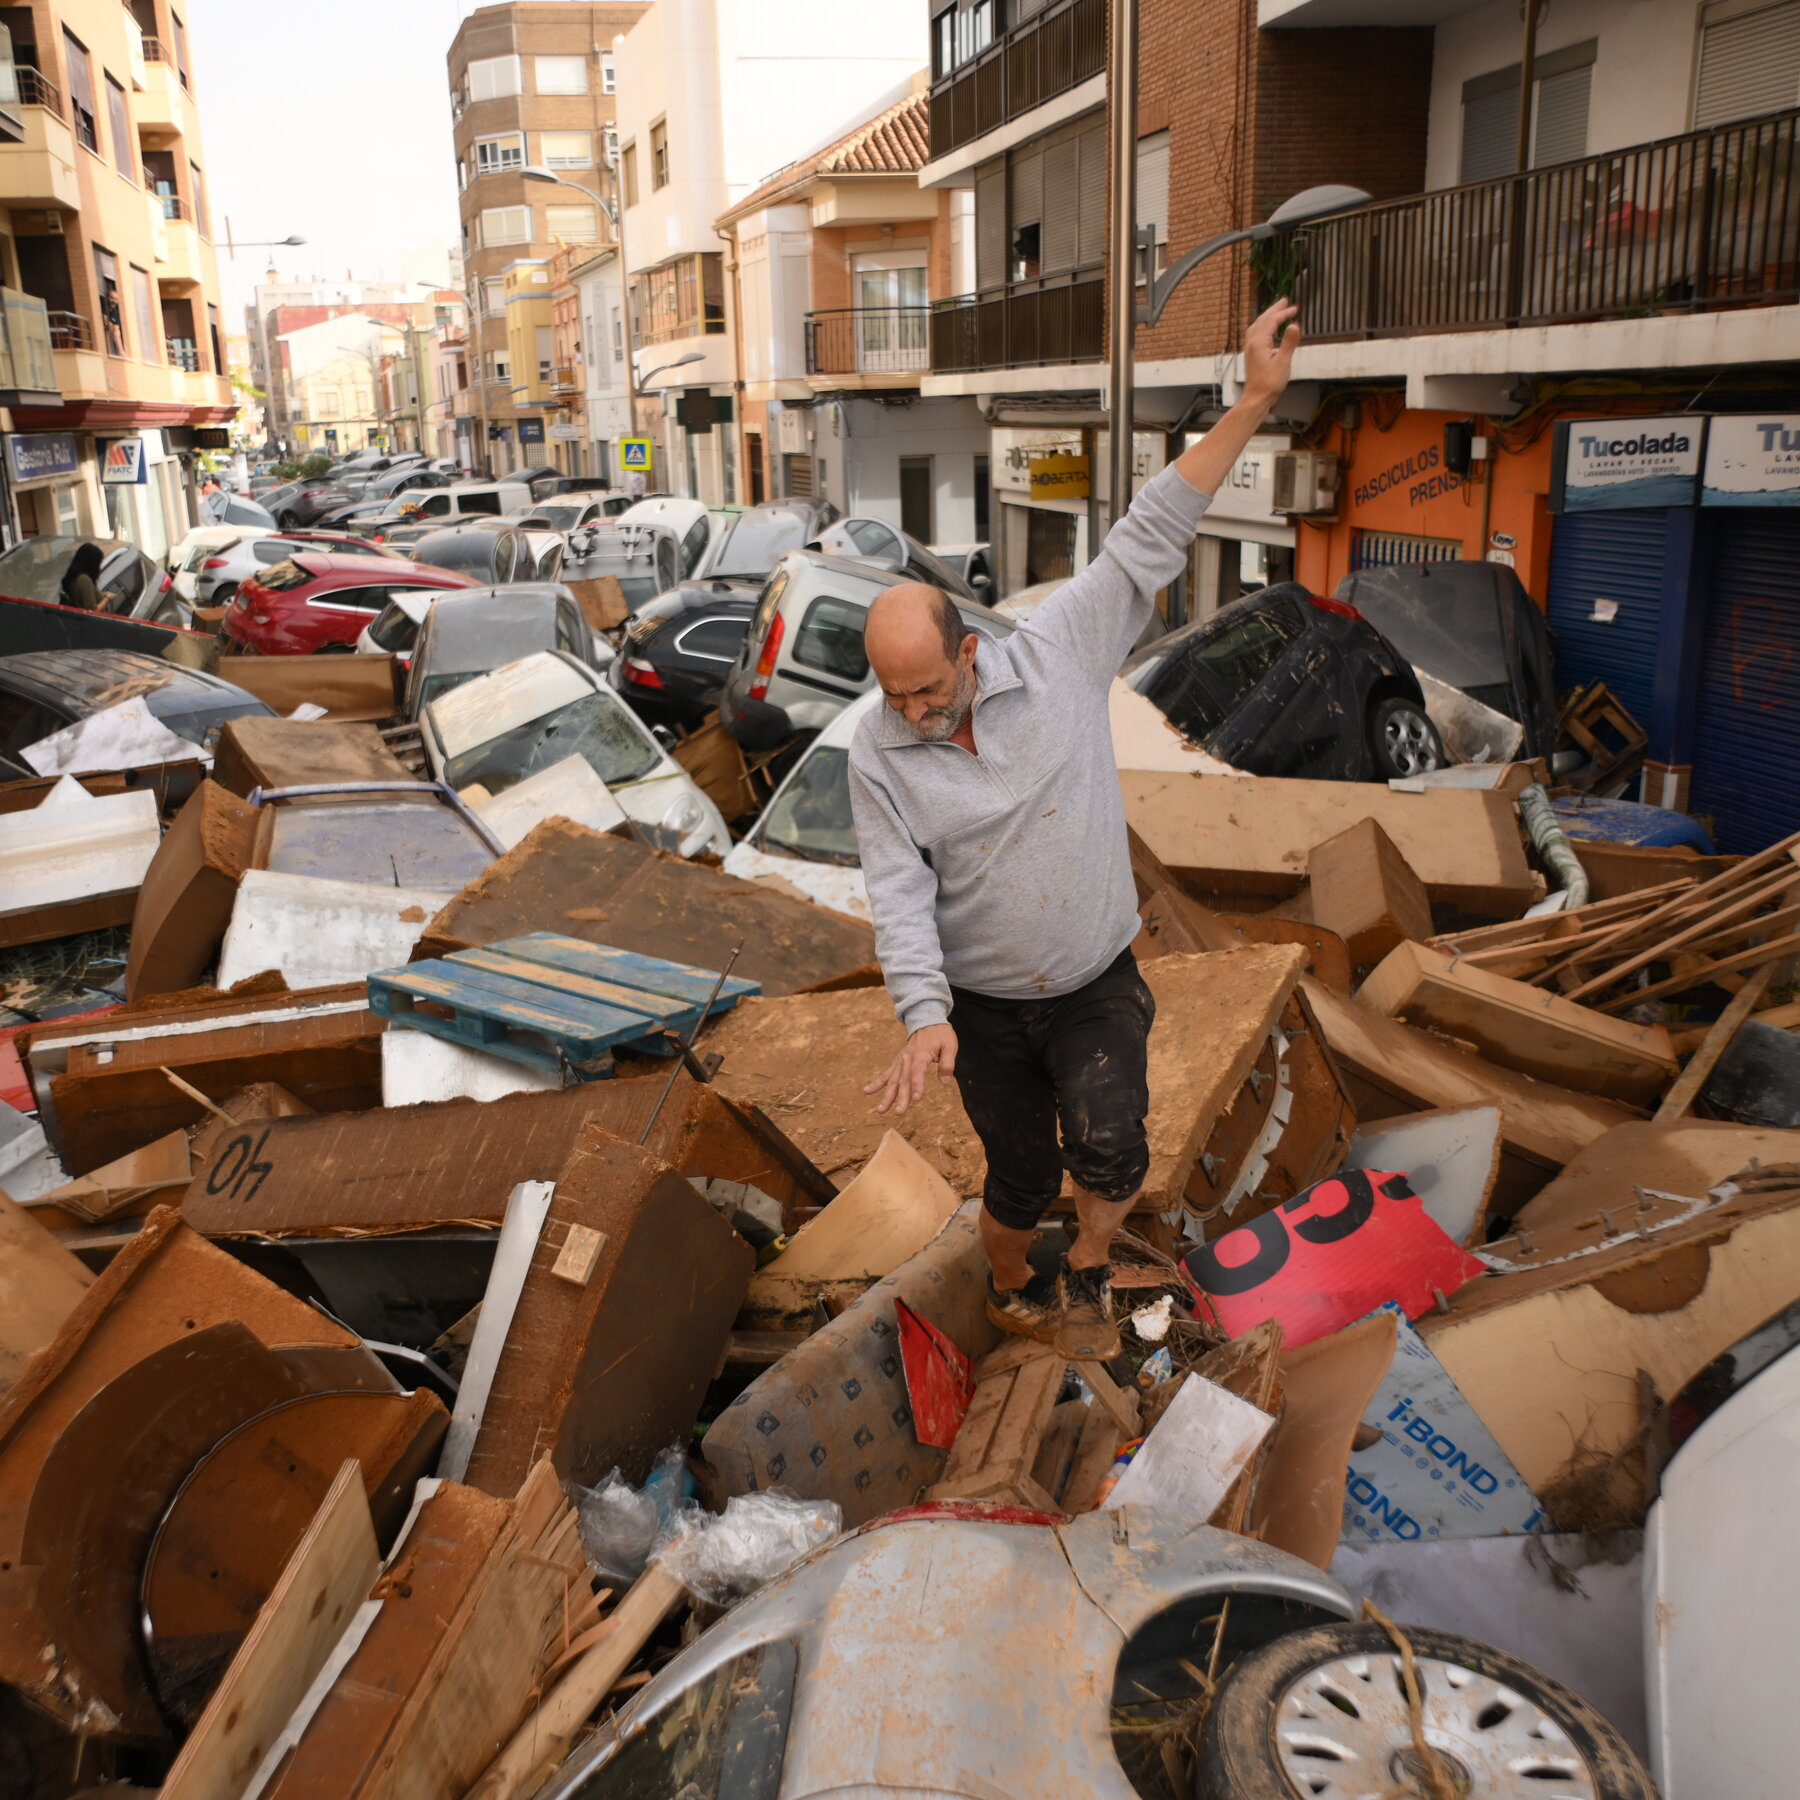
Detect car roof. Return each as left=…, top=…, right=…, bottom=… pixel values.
left=0, top=649, right=256, bottom=711
left=427, top=649, right=600, bottom=756
left=619, top=495, right=708, bottom=527
left=283, top=551, right=471, bottom=584
left=419, top=590, right=561, bottom=668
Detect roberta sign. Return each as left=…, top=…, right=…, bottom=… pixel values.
left=1550, top=416, right=1702, bottom=512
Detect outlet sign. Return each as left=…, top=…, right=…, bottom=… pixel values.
left=1702, top=415, right=1800, bottom=507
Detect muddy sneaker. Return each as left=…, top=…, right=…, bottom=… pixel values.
left=1055, top=1259, right=1119, bottom=1358
left=986, top=1272, right=1060, bottom=1343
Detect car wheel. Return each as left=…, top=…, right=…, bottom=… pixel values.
left=1194, top=1621, right=1655, bottom=1800
left=211, top=584, right=237, bottom=607
left=1367, top=695, right=1446, bottom=779
left=276, top=512, right=298, bottom=529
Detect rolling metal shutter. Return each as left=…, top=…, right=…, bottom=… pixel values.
left=1544, top=509, right=1667, bottom=733
left=1689, top=513, right=1800, bottom=852
left=1695, top=0, right=1800, bottom=129
left=974, top=158, right=1007, bottom=290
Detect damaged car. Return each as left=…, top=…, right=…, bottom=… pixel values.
left=419, top=649, right=730, bottom=857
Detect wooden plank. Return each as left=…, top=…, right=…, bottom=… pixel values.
left=454, top=947, right=715, bottom=1023
left=928, top=1341, right=1066, bottom=1504
left=1074, top=1358, right=1141, bottom=1435
left=1061, top=1401, right=1127, bottom=1514
left=1357, top=941, right=1678, bottom=1106
left=1598, top=929, right=1800, bottom=1013
left=376, top=961, right=658, bottom=1040
left=500, top=933, right=759, bottom=1008
left=1655, top=964, right=1778, bottom=1123
left=0, top=1191, right=93, bottom=1393
left=1306, top=816, right=1433, bottom=971
left=162, top=1461, right=378, bottom=1800
left=1301, top=976, right=1635, bottom=1171
left=1432, top=881, right=1696, bottom=956
left=1560, top=866, right=1800, bottom=1001
left=462, top=1563, right=686, bottom=1800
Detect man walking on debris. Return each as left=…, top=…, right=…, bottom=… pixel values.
left=850, top=298, right=1302, bottom=1359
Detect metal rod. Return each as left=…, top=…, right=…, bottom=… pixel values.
left=636, top=941, right=743, bottom=1144
left=1105, top=0, right=1138, bottom=535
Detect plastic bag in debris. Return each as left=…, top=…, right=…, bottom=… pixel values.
left=655, top=1491, right=843, bottom=1607
left=572, top=1444, right=701, bottom=1585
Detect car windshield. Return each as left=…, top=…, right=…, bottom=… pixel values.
left=366, top=601, right=421, bottom=652
left=256, top=559, right=314, bottom=592
left=0, top=536, right=127, bottom=606
left=531, top=502, right=589, bottom=532
left=443, top=690, right=660, bottom=794
left=705, top=512, right=808, bottom=578
left=416, top=669, right=486, bottom=713
left=758, top=745, right=858, bottom=865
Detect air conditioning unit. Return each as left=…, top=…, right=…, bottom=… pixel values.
left=1272, top=449, right=1340, bottom=517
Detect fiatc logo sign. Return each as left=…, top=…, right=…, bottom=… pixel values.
left=100, top=438, right=148, bottom=485
left=1550, top=415, right=1702, bottom=513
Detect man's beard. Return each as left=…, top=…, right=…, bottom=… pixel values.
left=903, top=661, right=977, bottom=742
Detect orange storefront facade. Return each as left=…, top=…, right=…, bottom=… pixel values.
left=1294, top=407, right=1556, bottom=604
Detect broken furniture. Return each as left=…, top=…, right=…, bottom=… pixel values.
left=0, top=777, right=162, bottom=949
left=1121, top=770, right=1540, bottom=915
left=417, top=816, right=879, bottom=997
left=1305, top=816, right=1433, bottom=973
left=23, top=983, right=384, bottom=1174
left=126, top=780, right=259, bottom=998
left=368, top=931, right=759, bottom=1078
left=1557, top=681, right=1648, bottom=796
left=212, top=657, right=403, bottom=727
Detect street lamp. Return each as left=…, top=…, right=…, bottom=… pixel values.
left=639, top=349, right=702, bottom=386
left=222, top=222, right=306, bottom=260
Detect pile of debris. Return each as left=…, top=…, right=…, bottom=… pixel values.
left=1, top=686, right=1794, bottom=1796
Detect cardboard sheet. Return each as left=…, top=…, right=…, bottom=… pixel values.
left=1101, top=1373, right=1273, bottom=1519
left=217, top=870, right=450, bottom=991
left=22, top=696, right=203, bottom=776
left=126, top=780, right=259, bottom=998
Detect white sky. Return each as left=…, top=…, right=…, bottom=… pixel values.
left=186, top=0, right=478, bottom=326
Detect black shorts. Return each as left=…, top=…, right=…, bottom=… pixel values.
left=949, top=947, right=1156, bottom=1231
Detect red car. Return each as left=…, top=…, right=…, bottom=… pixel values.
left=222, top=553, right=475, bottom=655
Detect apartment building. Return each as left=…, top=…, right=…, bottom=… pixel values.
left=1257, top=0, right=1800, bottom=855
left=0, top=0, right=232, bottom=554
left=918, top=0, right=1429, bottom=596
left=448, top=1, right=645, bottom=475
left=574, top=241, right=629, bottom=475
left=611, top=0, right=925, bottom=505
left=717, top=81, right=990, bottom=539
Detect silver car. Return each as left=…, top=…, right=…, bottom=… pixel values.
left=719, top=549, right=1007, bottom=752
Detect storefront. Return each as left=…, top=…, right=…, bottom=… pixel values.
left=97, top=432, right=190, bottom=562
left=1543, top=411, right=1800, bottom=852
left=989, top=427, right=1166, bottom=594
left=4, top=432, right=91, bottom=541
left=1294, top=407, right=1555, bottom=602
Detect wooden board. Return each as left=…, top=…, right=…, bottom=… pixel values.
left=161, top=1460, right=379, bottom=1800
left=1306, top=815, right=1433, bottom=972
left=1122, top=770, right=1538, bottom=915
left=1357, top=940, right=1678, bottom=1106
left=0, top=1191, right=92, bottom=1393
left=420, top=817, right=875, bottom=999
left=709, top=945, right=1306, bottom=1202
left=672, top=714, right=759, bottom=821
left=1302, top=977, right=1634, bottom=1172
left=926, top=1340, right=1065, bottom=1509
left=215, top=655, right=400, bottom=725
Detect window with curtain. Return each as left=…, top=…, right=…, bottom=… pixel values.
left=545, top=203, right=597, bottom=242
left=105, top=75, right=131, bottom=178
left=467, top=54, right=522, bottom=101
left=536, top=55, right=586, bottom=95
left=541, top=130, right=591, bottom=169
left=131, top=265, right=158, bottom=362
left=481, top=205, right=530, bottom=247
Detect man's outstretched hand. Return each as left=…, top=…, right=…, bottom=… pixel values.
left=866, top=1023, right=958, bottom=1117
left=1242, top=298, right=1302, bottom=406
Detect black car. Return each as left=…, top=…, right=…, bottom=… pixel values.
left=1334, top=560, right=1558, bottom=760
left=612, top=582, right=759, bottom=731
left=1121, top=581, right=1445, bottom=780
left=403, top=583, right=595, bottom=718
left=0, top=649, right=274, bottom=779
left=271, top=479, right=363, bottom=529
left=398, top=523, right=532, bottom=587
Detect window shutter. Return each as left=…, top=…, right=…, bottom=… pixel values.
left=1077, top=117, right=1107, bottom=267
left=1696, top=0, right=1800, bottom=127
left=975, top=157, right=1007, bottom=289
left=1042, top=136, right=1080, bottom=273
left=1460, top=75, right=1520, bottom=184
left=1136, top=129, right=1170, bottom=243
left=1010, top=143, right=1043, bottom=229
left=1533, top=63, right=1591, bottom=166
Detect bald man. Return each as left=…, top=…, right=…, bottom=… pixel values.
left=847, top=300, right=1301, bottom=1357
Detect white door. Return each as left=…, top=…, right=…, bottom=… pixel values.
left=854, top=262, right=928, bottom=374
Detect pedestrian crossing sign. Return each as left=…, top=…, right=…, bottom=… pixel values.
left=620, top=437, right=653, bottom=472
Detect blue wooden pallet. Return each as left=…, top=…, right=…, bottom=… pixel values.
left=367, top=932, right=760, bottom=1076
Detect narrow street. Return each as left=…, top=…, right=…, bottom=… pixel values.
left=1, top=1, right=1798, bottom=1797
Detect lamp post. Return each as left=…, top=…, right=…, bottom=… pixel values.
left=222, top=224, right=305, bottom=261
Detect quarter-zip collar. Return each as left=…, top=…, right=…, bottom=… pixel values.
left=871, top=636, right=1023, bottom=755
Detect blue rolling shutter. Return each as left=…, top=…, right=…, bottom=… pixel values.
left=1544, top=509, right=1667, bottom=732
left=1689, top=514, right=1800, bottom=854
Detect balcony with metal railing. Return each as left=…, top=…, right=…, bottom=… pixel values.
left=15, top=68, right=61, bottom=115
left=805, top=307, right=931, bottom=379
left=166, top=337, right=200, bottom=372
left=930, top=275, right=1103, bottom=374
left=1295, top=105, right=1800, bottom=342
left=47, top=311, right=91, bottom=350
left=928, top=0, right=1104, bottom=162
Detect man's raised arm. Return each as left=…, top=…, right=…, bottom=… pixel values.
left=1023, top=298, right=1303, bottom=674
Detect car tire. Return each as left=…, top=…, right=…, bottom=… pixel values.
left=276, top=512, right=298, bottom=529
left=1367, top=695, right=1446, bottom=779
left=1193, top=1621, right=1656, bottom=1800
left=211, top=584, right=237, bottom=607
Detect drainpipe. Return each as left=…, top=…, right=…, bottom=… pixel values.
left=1517, top=783, right=1590, bottom=909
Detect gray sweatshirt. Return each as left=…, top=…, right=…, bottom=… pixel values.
left=848, top=461, right=1213, bottom=1033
